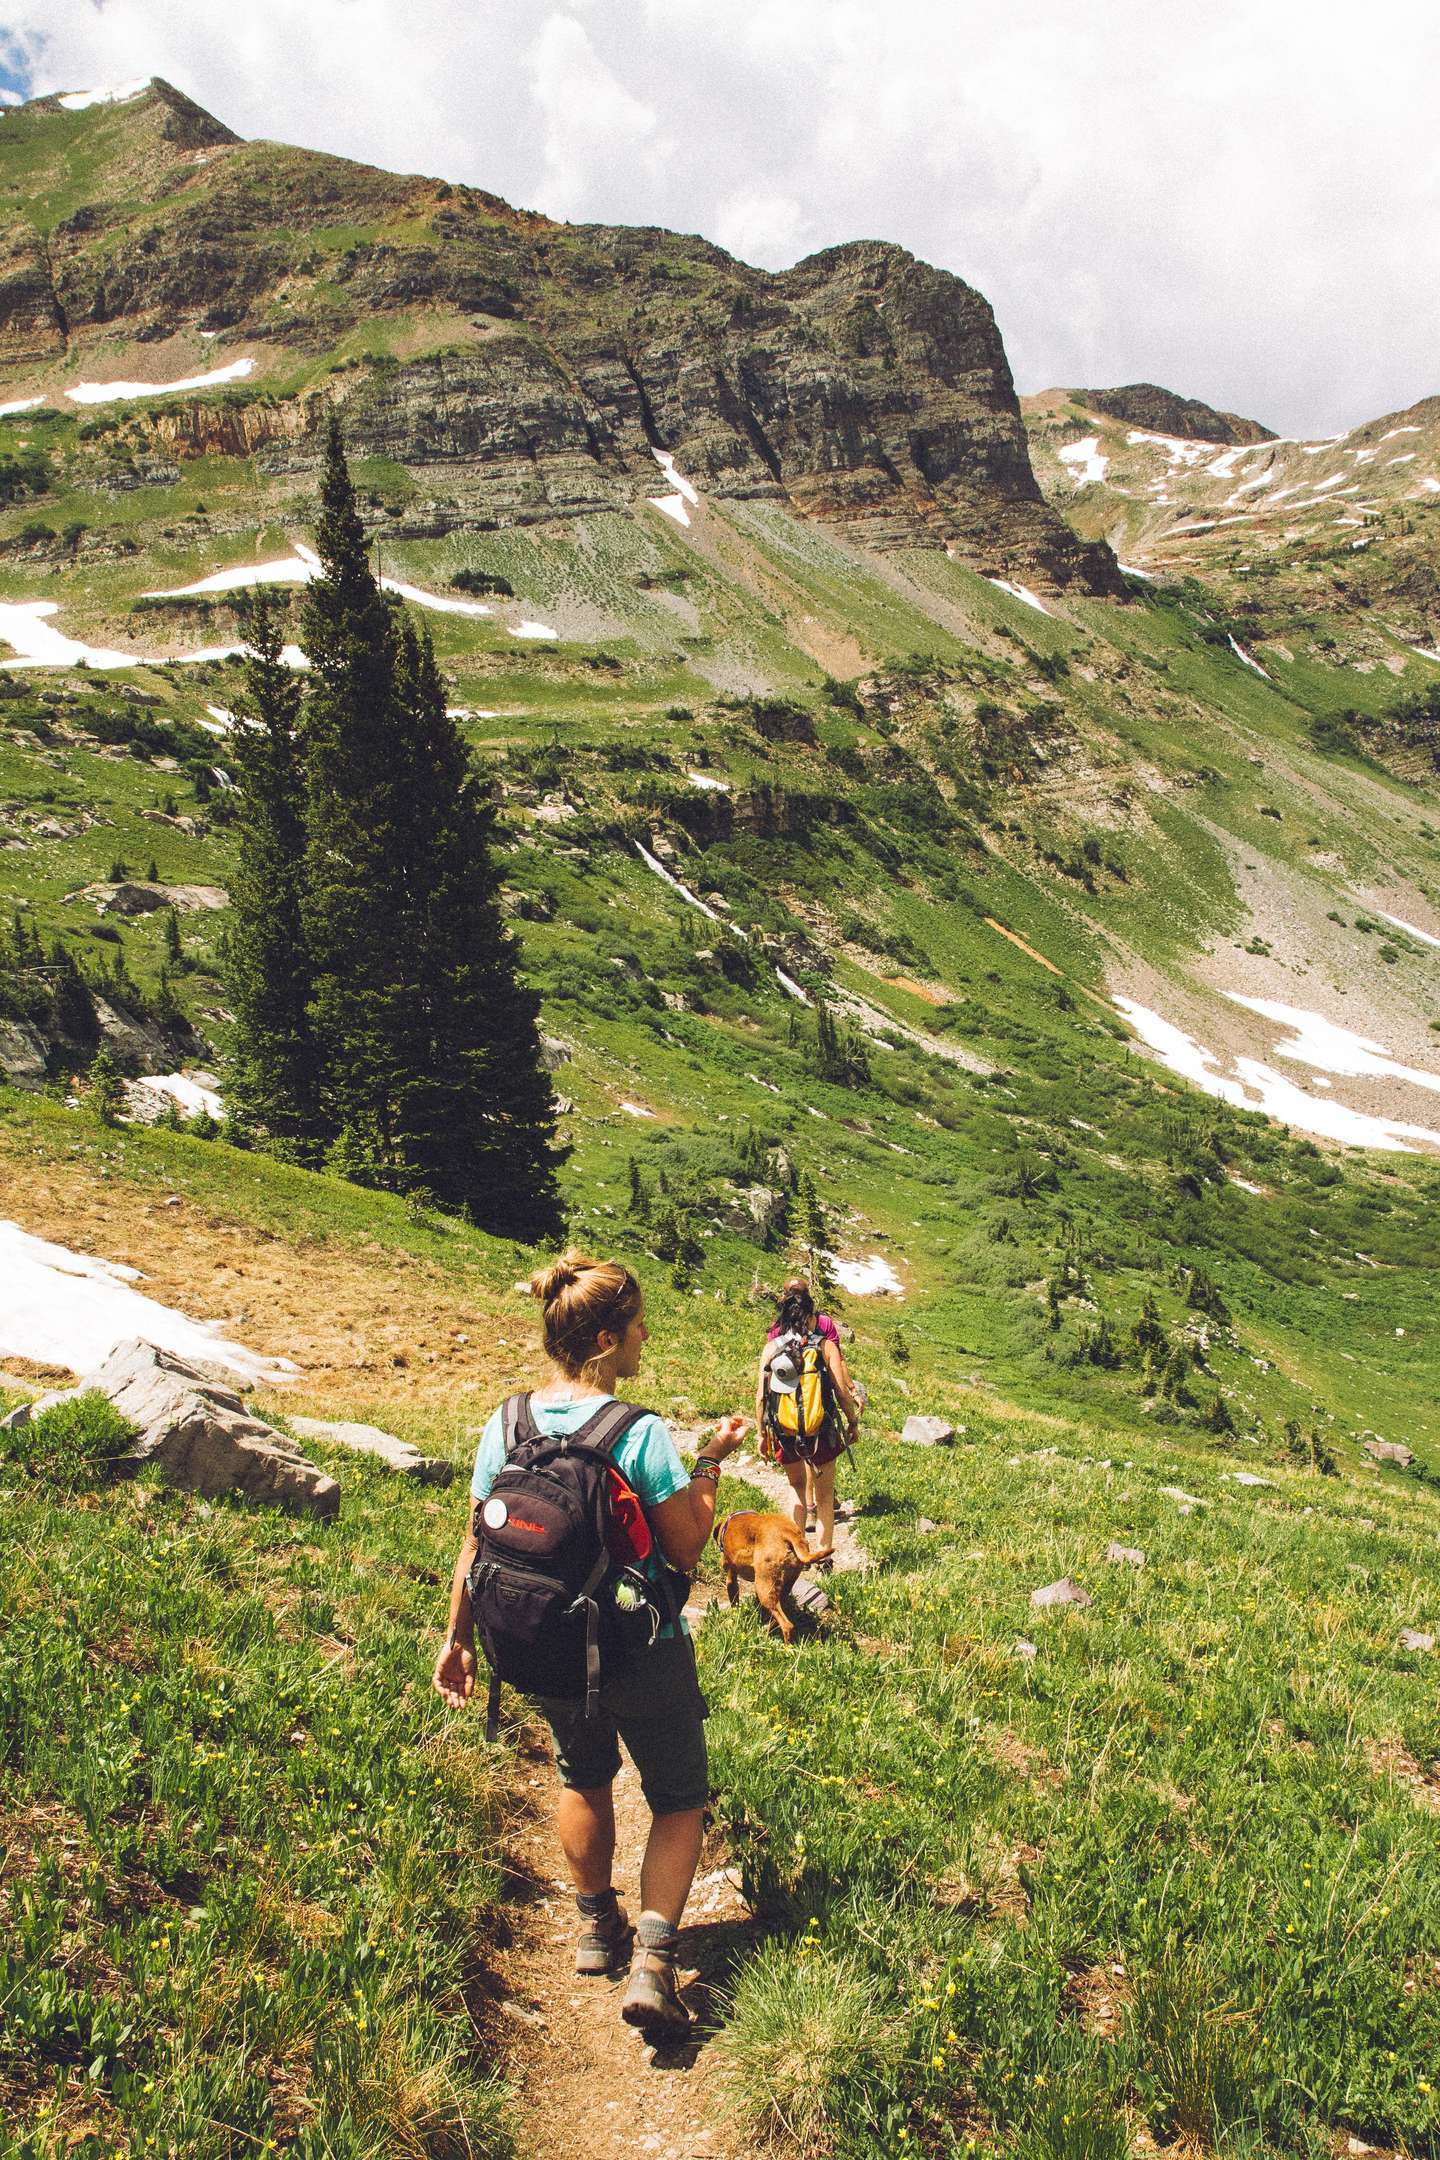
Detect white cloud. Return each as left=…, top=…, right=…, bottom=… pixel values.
left=712, top=188, right=810, bottom=269
left=525, top=13, right=667, bottom=220
left=9, top=0, right=1440, bottom=436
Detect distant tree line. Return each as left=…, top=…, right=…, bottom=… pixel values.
left=223, top=419, right=564, bottom=1241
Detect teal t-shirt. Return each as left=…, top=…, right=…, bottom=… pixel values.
left=470, top=1395, right=692, bottom=1637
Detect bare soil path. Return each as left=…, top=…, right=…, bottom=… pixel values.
left=483, top=1604, right=757, bottom=2160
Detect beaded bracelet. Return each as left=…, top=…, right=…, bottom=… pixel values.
left=690, top=1457, right=723, bottom=1485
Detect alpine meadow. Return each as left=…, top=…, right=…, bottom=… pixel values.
left=1, top=68, right=1439, bottom=2160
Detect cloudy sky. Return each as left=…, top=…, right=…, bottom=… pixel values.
left=3, top=0, right=1436, bottom=437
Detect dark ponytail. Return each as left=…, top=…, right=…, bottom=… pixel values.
left=776, top=1276, right=816, bottom=1335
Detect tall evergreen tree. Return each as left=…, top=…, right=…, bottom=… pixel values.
left=299, top=415, right=414, bottom=1184
left=386, top=617, right=565, bottom=1234
left=223, top=587, right=326, bottom=1160
left=297, top=421, right=563, bottom=1234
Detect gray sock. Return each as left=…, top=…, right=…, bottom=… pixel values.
left=577, top=1888, right=618, bottom=1918
left=637, top=1911, right=679, bottom=1955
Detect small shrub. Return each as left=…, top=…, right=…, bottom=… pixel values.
left=2, top=1391, right=136, bottom=1492
left=1129, top=1940, right=1258, bottom=2140
left=712, top=1943, right=903, bottom=2156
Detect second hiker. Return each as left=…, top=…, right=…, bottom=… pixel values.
left=755, top=1276, right=861, bottom=1556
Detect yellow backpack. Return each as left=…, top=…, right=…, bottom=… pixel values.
left=766, top=1328, right=836, bottom=1458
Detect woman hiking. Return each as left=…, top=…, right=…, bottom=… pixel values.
left=755, top=1277, right=861, bottom=1556
left=433, top=1251, right=747, bottom=2034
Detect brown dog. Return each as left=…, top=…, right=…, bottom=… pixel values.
left=716, top=1511, right=833, bottom=1643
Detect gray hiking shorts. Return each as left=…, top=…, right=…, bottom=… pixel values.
left=533, top=1631, right=709, bottom=1815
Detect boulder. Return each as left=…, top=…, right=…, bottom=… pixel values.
left=1031, top=1576, right=1093, bottom=1610
left=1106, top=1543, right=1145, bottom=1567
left=1013, top=1638, right=1039, bottom=1660
left=289, top=1415, right=454, bottom=1485
left=1364, top=1438, right=1415, bottom=1467
left=38, top=1339, right=338, bottom=1518
left=1398, top=1629, right=1435, bottom=1654
left=0, top=1019, right=48, bottom=1089
left=901, top=1414, right=955, bottom=1447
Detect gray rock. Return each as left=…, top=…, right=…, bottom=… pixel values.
left=901, top=1414, right=955, bottom=1447
left=916, top=1518, right=939, bottom=1535
left=1226, top=1471, right=1273, bottom=1487
left=1364, top=1438, right=1415, bottom=1467
left=0, top=1019, right=48, bottom=1089
left=1106, top=1543, right=1145, bottom=1567
left=1398, top=1629, right=1435, bottom=1653
left=1031, top=1576, right=1093, bottom=1609
left=1160, top=1484, right=1208, bottom=1508
left=1013, top=1638, right=1039, bottom=1660
left=43, top=1339, right=338, bottom=1518
left=289, top=1415, right=454, bottom=1485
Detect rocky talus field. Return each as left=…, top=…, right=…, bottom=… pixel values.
left=1, top=76, right=1438, bottom=2160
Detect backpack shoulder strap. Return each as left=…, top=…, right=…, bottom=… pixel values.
left=499, top=1391, right=536, bottom=1456
left=568, top=1398, right=653, bottom=1461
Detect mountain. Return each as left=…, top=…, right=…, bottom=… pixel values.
left=0, top=80, right=1118, bottom=590
left=4, top=73, right=1440, bottom=2160
left=1072, top=380, right=1276, bottom=445
left=1024, top=385, right=1440, bottom=637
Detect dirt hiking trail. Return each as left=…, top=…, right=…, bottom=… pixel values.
left=485, top=1672, right=754, bottom=2160
left=484, top=1457, right=866, bottom=2160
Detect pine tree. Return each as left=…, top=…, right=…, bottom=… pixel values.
left=384, top=618, right=564, bottom=1234
left=299, top=415, right=414, bottom=1184
left=223, top=587, right=327, bottom=1162
left=793, top=1171, right=838, bottom=1301
left=163, top=907, right=183, bottom=969
left=88, top=1044, right=124, bottom=1126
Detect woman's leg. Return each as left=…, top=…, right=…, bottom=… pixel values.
left=556, top=1783, right=617, bottom=1893
left=638, top=1806, right=705, bottom=1925
left=782, top=1460, right=808, bottom=1534
left=814, top=1458, right=837, bottom=1552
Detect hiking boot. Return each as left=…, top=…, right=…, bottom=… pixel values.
left=621, top=1944, right=690, bottom=2034
left=575, top=1892, right=632, bottom=1977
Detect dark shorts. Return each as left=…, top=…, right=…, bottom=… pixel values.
left=767, top=1424, right=851, bottom=1470
left=533, top=1631, right=709, bottom=1816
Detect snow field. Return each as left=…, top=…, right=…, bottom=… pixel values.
left=0, top=397, right=45, bottom=418
left=0, top=1219, right=295, bottom=1382
left=66, top=358, right=256, bottom=405
left=1377, top=911, right=1440, bottom=950
left=1115, top=996, right=1440, bottom=1153
left=1057, top=437, right=1108, bottom=487
left=57, top=79, right=151, bottom=111
left=1227, top=635, right=1270, bottom=678
left=828, top=1253, right=904, bottom=1297
left=647, top=447, right=701, bottom=528
left=986, top=578, right=1051, bottom=616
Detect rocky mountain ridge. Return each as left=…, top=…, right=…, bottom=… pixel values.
left=1072, top=381, right=1276, bottom=445
left=0, top=80, right=1120, bottom=589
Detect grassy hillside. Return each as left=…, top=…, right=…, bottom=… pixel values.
left=2, top=1095, right=1439, bottom=2159
left=4, top=78, right=1440, bottom=2160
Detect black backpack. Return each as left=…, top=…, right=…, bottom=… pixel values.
left=467, top=1393, right=686, bottom=1741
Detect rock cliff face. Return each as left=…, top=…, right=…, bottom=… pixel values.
left=1074, top=382, right=1275, bottom=445
left=1, top=81, right=1120, bottom=591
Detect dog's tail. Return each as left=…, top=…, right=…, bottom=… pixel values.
left=799, top=1541, right=834, bottom=1567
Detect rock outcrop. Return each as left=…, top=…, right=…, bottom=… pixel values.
left=1, top=82, right=1120, bottom=592
left=289, top=1415, right=454, bottom=1484
left=15, top=1339, right=339, bottom=1517
left=1073, top=382, right=1276, bottom=445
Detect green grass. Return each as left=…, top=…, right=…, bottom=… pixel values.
left=0, top=1454, right=515, bottom=2160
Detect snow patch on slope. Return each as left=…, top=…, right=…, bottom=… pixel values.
left=57, top=79, right=151, bottom=111
left=1115, top=997, right=1440, bottom=1153
left=1057, top=436, right=1108, bottom=487
left=66, top=358, right=256, bottom=404
left=987, top=578, right=1051, bottom=616
left=647, top=448, right=701, bottom=527
left=0, top=1219, right=295, bottom=1382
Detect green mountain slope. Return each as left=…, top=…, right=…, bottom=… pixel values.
left=2, top=77, right=1440, bottom=2160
